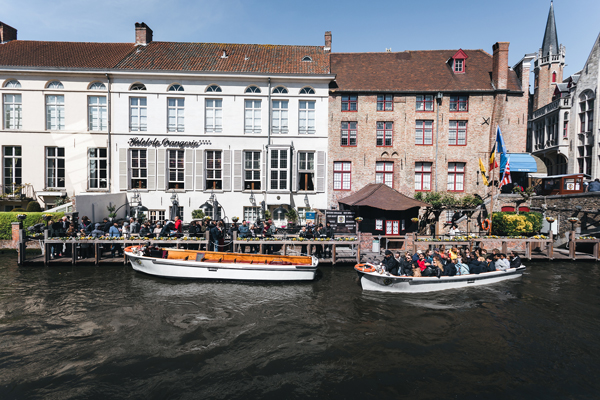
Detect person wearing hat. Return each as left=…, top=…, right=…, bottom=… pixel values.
left=381, top=250, right=399, bottom=276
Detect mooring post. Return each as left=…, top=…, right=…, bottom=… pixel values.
left=18, top=228, right=26, bottom=266
left=569, top=231, right=576, bottom=260
left=95, top=242, right=100, bottom=266
left=332, top=244, right=337, bottom=265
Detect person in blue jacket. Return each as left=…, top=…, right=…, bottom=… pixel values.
left=109, top=222, right=122, bottom=258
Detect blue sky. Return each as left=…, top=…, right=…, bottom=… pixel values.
left=4, top=0, right=599, bottom=80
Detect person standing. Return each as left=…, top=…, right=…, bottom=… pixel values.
left=209, top=221, right=222, bottom=252
left=109, top=222, right=122, bottom=258
left=237, top=220, right=250, bottom=253
left=129, top=217, right=140, bottom=234
left=324, top=221, right=335, bottom=258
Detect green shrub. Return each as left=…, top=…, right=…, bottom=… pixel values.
left=26, top=201, right=42, bottom=212
left=0, top=212, right=65, bottom=240
left=191, top=209, right=205, bottom=219
left=11, top=208, right=25, bottom=212
left=492, top=212, right=543, bottom=236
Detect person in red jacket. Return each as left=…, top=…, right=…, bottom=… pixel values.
left=173, top=216, right=183, bottom=237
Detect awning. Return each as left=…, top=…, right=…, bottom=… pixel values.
left=501, top=153, right=539, bottom=174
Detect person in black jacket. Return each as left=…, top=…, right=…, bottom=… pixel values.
left=485, top=254, right=497, bottom=272
left=381, top=250, right=399, bottom=275
left=468, top=256, right=487, bottom=274
left=399, top=253, right=414, bottom=276
left=509, top=251, right=522, bottom=268
left=103, top=218, right=112, bottom=234
left=323, top=222, right=335, bottom=258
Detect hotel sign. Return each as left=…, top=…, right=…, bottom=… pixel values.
left=128, top=137, right=212, bottom=149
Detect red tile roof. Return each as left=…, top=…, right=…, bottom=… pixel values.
left=0, top=41, right=136, bottom=69
left=0, top=40, right=330, bottom=75
left=330, top=50, right=522, bottom=93
left=115, top=42, right=330, bottom=74
left=338, top=183, right=430, bottom=211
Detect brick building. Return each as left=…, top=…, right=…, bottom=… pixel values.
left=327, top=42, right=531, bottom=233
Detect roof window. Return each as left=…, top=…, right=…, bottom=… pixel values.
left=302, top=56, right=312, bottom=62
left=450, top=49, right=468, bottom=74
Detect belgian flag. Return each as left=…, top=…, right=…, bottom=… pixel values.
left=489, top=142, right=499, bottom=170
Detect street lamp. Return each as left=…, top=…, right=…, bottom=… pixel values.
left=249, top=190, right=256, bottom=206
left=304, top=193, right=310, bottom=207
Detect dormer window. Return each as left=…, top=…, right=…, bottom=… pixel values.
left=302, top=56, right=312, bottom=62
left=450, top=49, right=468, bottom=74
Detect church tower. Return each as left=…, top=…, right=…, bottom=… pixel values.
left=533, top=1, right=566, bottom=110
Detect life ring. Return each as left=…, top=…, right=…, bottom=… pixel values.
left=354, top=263, right=376, bottom=273
left=481, top=219, right=491, bottom=231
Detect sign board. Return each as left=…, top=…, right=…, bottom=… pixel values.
left=325, top=210, right=356, bottom=234
left=305, top=211, right=316, bottom=224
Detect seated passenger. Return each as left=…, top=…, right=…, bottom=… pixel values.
left=496, top=253, right=511, bottom=271
left=509, top=251, right=522, bottom=268
left=485, top=254, right=497, bottom=272
left=381, top=250, right=399, bottom=275
left=399, top=253, right=414, bottom=276
left=468, top=256, right=487, bottom=274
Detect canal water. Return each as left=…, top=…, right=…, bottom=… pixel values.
left=1, top=252, right=599, bottom=399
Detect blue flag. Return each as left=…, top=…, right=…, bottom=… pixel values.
left=496, top=126, right=507, bottom=159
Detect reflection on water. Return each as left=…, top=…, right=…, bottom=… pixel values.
left=1, top=253, right=599, bottom=399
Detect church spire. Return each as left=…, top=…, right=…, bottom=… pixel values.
left=541, top=1, right=559, bottom=56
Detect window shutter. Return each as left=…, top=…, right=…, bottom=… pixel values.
left=262, top=149, right=267, bottom=190
left=222, top=149, right=232, bottom=191
left=291, top=150, right=297, bottom=192
left=316, top=150, right=326, bottom=192
left=195, top=149, right=204, bottom=191
left=185, top=149, right=193, bottom=190
left=147, top=148, right=156, bottom=191
left=233, top=150, right=243, bottom=191
left=119, top=148, right=128, bottom=191
left=156, top=149, right=166, bottom=191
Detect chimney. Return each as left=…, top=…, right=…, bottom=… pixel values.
left=492, top=42, right=509, bottom=90
left=0, top=22, right=17, bottom=43
left=324, top=31, right=332, bottom=53
left=135, top=22, right=153, bottom=45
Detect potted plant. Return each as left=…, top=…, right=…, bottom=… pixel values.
left=285, top=208, right=298, bottom=226
left=231, top=216, right=239, bottom=223
left=16, top=213, right=27, bottom=221
left=355, top=217, right=363, bottom=223
left=107, top=204, right=117, bottom=221
left=411, top=217, right=419, bottom=223
left=545, top=217, right=555, bottom=223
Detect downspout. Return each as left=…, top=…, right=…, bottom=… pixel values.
left=263, top=77, right=272, bottom=217
left=267, top=77, right=272, bottom=146
left=435, top=92, right=442, bottom=191
left=105, top=73, right=112, bottom=192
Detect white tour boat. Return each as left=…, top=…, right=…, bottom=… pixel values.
left=354, top=263, right=526, bottom=293
left=125, top=246, right=319, bottom=281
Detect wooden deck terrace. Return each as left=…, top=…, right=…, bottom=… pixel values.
left=18, top=235, right=360, bottom=266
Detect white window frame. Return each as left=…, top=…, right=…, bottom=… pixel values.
left=243, top=206, right=261, bottom=222
left=298, top=151, right=315, bottom=191
left=46, top=95, right=65, bottom=131
left=130, top=97, right=147, bottom=132
left=244, top=100, right=262, bottom=134
left=3, top=93, right=22, bottom=130
left=168, top=149, right=185, bottom=190
left=447, top=162, right=465, bottom=192
left=375, top=161, right=393, bottom=187
left=46, top=147, right=65, bottom=188
left=333, top=161, right=351, bottom=190
left=88, top=147, right=108, bottom=190
left=269, top=148, right=289, bottom=191
left=3, top=146, right=22, bottom=195
left=149, top=210, right=166, bottom=224
left=88, top=96, right=107, bottom=131
left=205, top=99, right=222, bottom=133
left=299, top=100, right=316, bottom=134
left=272, top=100, right=289, bottom=134
left=244, top=151, right=261, bottom=191
left=167, top=98, right=185, bottom=132
left=415, top=162, right=432, bottom=191
left=206, top=150, right=223, bottom=190
left=130, top=149, right=148, bottom=190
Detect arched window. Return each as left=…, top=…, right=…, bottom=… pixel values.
left=168, top=84, right=184, bottom=92
left=4, top=79, right=21, bottom=88
left=299, top=86, right=315, bottom=95
left=130, top=83, right=147, bottom=91
left=552, top=71, right=557, bottom=83
left=302, top=56, right=312, bottom=62
left=206, top=84, right=222, bottom=93
left=89, top=82, right=106, bottom=90
left=272, top=86, right=288, bottom=94
left=245, top=85, right=261, bottom=93
left=47, top=81, right=64, bottom=89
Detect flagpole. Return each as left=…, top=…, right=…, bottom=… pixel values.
left=490, top=155, right=495, bottom=234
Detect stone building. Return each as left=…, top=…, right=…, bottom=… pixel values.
left=528, top=1, right=569, bottom=176
left=0, top=22, right=335, bottom=225
left=327, top=42, right=531, bottom=234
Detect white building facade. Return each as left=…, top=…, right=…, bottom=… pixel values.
left=0, top=22, right=334, bottom=225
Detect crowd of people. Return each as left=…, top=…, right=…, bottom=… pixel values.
left=379, top=246, right=522, bottom=278
left=45, top=214, right=337, bottom=259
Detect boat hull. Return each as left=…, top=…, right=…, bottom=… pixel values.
left=359, top=266, right=526, bottom=293
left=125, top=247, right=318, bottom=281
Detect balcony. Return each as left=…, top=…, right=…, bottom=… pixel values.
left=532, top=97, right=570, bottom=120
left=0, top=183, right=36, bottom=201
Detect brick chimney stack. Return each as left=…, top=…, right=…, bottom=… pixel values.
left=492, top=42, right=509, bottom=90
left=324, top=31, right=332, bottom=53
left=135, top=22, right=153, bottom=45
left=0, top=22, right=17, bottom=43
